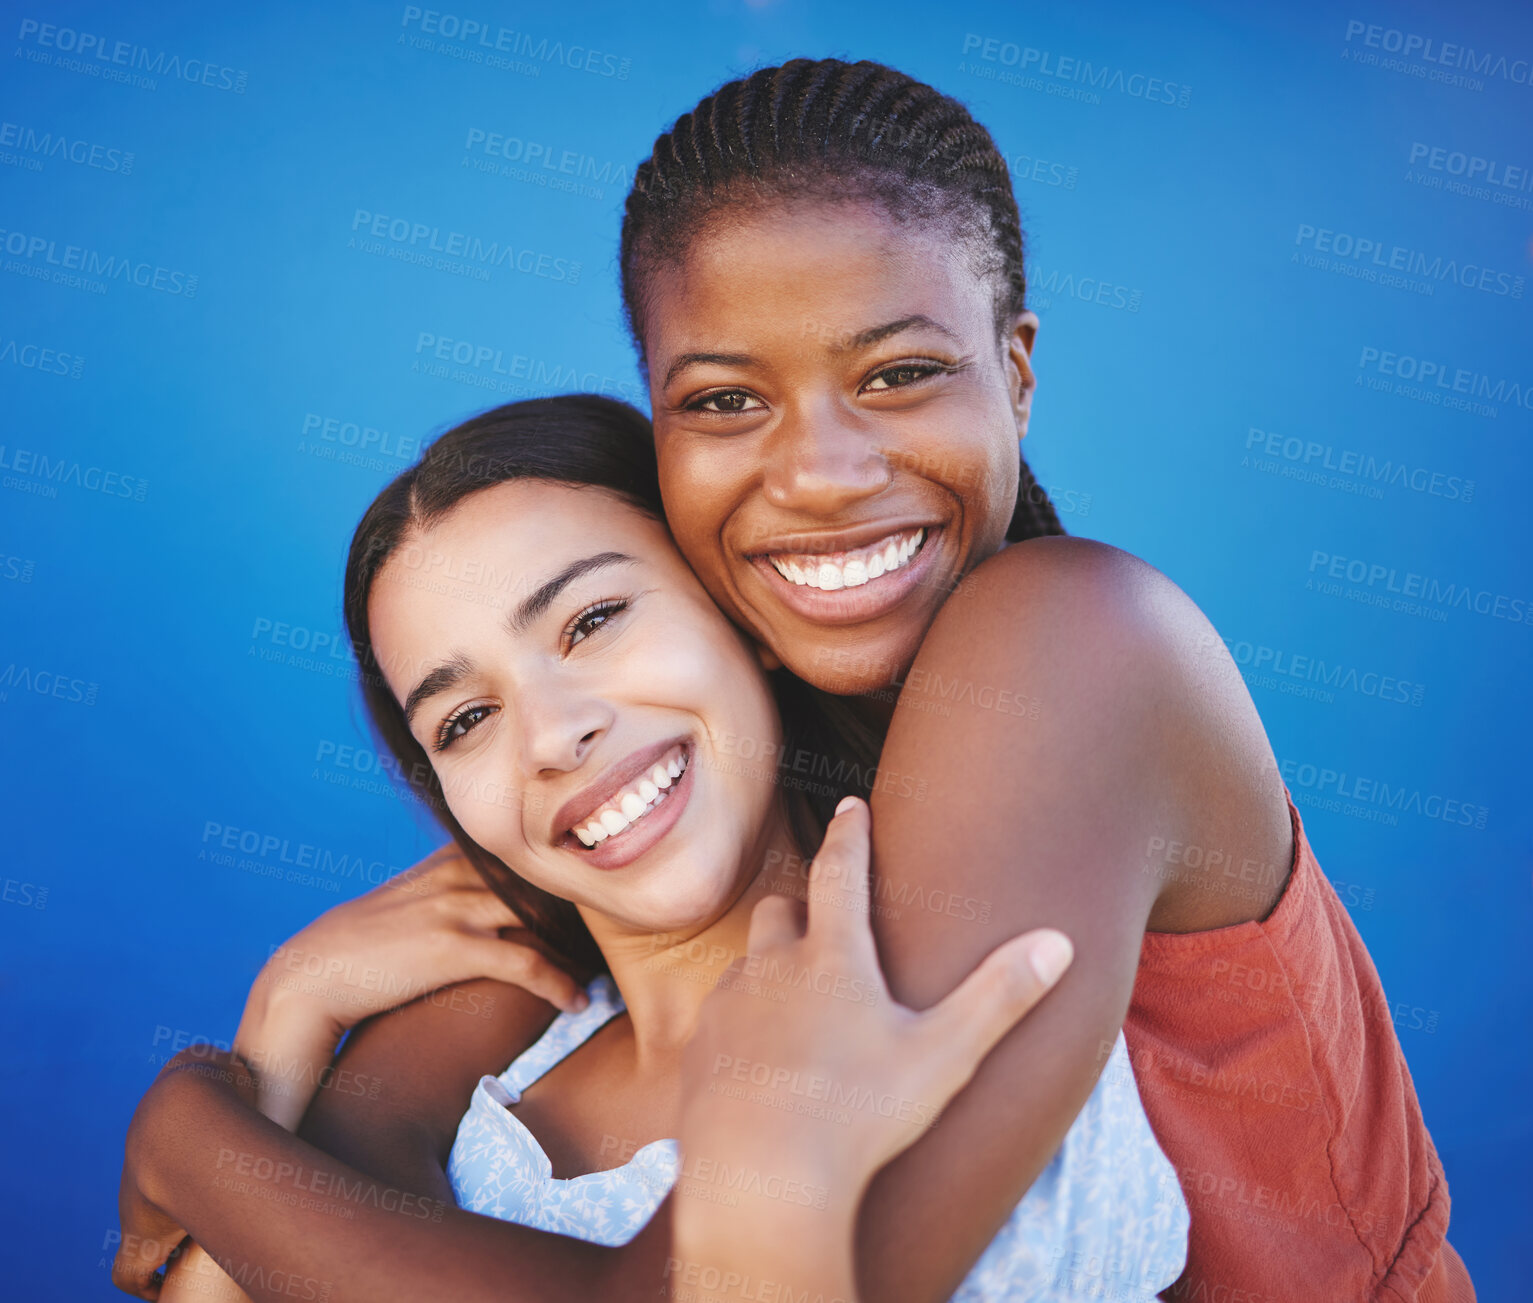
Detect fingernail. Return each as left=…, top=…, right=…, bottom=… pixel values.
left=835, top=796, right=860, bottom=816
left=1028, top=931, right=1073, bottom=986
left=568, top=991, right=590, bottom=1012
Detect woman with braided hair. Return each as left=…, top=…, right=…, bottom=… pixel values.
left=610, top=59, right=1469, bottom=1301
left=117, top=59, right=1471, bottom=1303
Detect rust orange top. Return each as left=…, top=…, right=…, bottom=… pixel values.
left=1124, top=789, right=1474, bottom=1303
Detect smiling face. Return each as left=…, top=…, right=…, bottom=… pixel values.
left=368, top=480, right=786, bottom=939
left=644, top=199, right=1038, bottom=694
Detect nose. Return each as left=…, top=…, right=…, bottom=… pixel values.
left=516, top=685, right=613, bottom=778
left=761, top=396, right=891, bottom=517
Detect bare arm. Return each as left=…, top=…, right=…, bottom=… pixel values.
left=126, top=541, right=1285, bottom=1303
left=125, top=1053, right=665, bottom=1303
left=296, top=978, right=557, bottom=1198
left=855, top=535, right=1292, bottom=1303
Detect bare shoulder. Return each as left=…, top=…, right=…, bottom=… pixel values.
left=897, top=535, right=1295, bottom=931
left=949, top=535, right=1201, bottom=643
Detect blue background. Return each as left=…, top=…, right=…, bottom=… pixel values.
left=1, top=1, right=1527, bottom=1297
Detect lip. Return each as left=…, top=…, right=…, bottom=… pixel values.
left=551, top=735, right=690, bottom=842
left=744, top=517, right=940, bottom=559
left=560, top=748, right=695, bottom=871
left=550, top=736, right=695, bottom=871
left=744, top=524, right=947, bottom=627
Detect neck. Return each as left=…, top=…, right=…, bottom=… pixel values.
left=579, top=805, right=803, bottom=1069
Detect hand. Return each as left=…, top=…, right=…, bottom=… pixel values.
left=236, top=843, right=587, bottom=1127
left=112, top=1051, right=259, bottom=1299
left=674, top=798, right=1072, bottom=1286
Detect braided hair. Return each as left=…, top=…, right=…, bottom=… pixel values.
left=620, top=57, right=1065, bottom=544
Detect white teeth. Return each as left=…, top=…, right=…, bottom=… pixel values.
left=570, top=748, right=691, bottom=847
left=767, top=529, right=927, bottom=590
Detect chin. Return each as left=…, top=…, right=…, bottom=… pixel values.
left=784, top=630, right=923, bottom=697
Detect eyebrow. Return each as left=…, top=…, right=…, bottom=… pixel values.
left=401, top=551, right=638, bottom=727
left=403, top=652, right=473, bottom=728
left=663, top=351, right=754, bottom=389
left=837, top=314, right=963, bottom=352
left=508, top=551, right=638, bottom=634
left=660, top=315, right=962, bottom=389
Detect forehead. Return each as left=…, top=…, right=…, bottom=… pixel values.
left=368, top=481, right=662, bottom=655
left=404, top=480, right=649, bottom=558
left=645, top=200, right=995, bottom=357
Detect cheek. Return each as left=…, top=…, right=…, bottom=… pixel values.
left=657, top=439, right=739, bottom=571
left=655, top=604, right=782, bottom=759
left=914, top=396, right=1018, bottom=544
left=435, top=756, right=522, bottom=858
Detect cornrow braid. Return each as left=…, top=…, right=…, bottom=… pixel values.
left=620, top=57, right=1063, bottom=544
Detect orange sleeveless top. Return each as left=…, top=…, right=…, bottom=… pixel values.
left=1124, top=789, right=1474, bottom=1303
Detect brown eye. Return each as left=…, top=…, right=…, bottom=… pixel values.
left=565, top=599, right=630, bottom=652
left=864, top=363, right=944, bottom=392
left=689, top=389, right=764, bottom=414
left=436, top=703, right=498, bottom=751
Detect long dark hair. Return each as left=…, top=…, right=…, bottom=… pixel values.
left=343, top=394, right=848, bottom=972
left=620, top=57, right=1067, bottom=545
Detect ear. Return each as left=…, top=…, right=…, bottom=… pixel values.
left=755, top=642, right=783, bottom=672
left=1002, top=311, right=1040, bottom=442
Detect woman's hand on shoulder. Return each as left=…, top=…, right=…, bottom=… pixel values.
left=675, top=798, right=1073, bottom=1278
left=234, top=843, right=588, bottom=1125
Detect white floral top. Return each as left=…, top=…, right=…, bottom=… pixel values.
left=449, top=975, right=1188, bottom=1300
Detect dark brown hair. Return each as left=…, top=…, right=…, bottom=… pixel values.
left=620, top=57, right=1066, bottom=543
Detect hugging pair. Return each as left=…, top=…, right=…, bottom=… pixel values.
left=117, top=58, right=1470, bottom=1303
